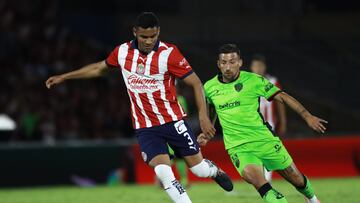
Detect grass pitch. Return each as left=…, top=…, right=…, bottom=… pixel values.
left=0, top=178, right=359, bottom=203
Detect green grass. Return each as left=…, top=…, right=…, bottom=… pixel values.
left=0, top=178, right=359, bottom=203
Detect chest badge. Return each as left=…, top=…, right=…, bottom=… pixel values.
left=136, top=63, right=145, bottom=75
left=234, top=83, right=243, bottom=92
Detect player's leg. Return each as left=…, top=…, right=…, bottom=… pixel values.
left=277, top=163, right=320, bottom=203
left=264, top=166, right=273, bottom=182
left=136, top=127, right=192, bottom=203
left=229, top=147, right=288, bottom=203
left=183, top=152, right=233, bottom=191
left=262, top=140, right=319, bottom=203
left=169, top=145, right=189, bottom=187
left=168, top=120, right=233, bottom=191
left=175, top=159, right=189, bottom=187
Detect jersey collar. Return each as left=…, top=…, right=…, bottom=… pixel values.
left=217, top=71, right=241, bottom=84
left=130, top=39, right=160, bottom=52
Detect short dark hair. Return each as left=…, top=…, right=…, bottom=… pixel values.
left=135, top=12, right=160, bottom=28
left=219, top=44, right=241, bottom=57
left=252, top=54, right=266, bottom=63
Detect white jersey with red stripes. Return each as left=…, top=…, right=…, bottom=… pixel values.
left=106, top=40, right=192, bottom=129
left=259, top=74, right=282, bottom=130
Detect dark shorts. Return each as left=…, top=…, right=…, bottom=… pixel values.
left=136, top=120, right=200, bottom=164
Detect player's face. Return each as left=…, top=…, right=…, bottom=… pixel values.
left=250, top=60, right=266, bottom=76
left=133, top=26, right=160, bottom=54
left=218, top=53, right=242, bottom=82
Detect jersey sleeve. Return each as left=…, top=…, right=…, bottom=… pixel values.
left=105, top=46, right=120, bottom=68
left=255, top=76, right=281, bottom=101
left=167, top=46, right=193, bottom=79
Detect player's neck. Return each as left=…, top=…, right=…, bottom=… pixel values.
left=220, top=71, right=240, bottom=83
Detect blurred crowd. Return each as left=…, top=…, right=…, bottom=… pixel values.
left=0, top=0, right=134, bottom=143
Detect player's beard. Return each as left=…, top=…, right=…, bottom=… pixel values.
left=223, top=70, right=239, bottom=83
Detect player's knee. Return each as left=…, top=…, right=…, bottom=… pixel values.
left=242, top=168, right=266, bottom=188
left=190, top=159, right=217, bottom=178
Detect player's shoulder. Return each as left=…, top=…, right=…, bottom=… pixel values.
left=159, top=41, right=178, bottom=50
left=204, top=75, right=220, bottom=90
left=240, top=71, right=263, bottom=82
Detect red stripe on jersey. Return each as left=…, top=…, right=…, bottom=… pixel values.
left=153, top=90, right=173, bottom=123
left=150, top=52, right=159, bottom=75
left=124, top=43, right=134, bottom=72
left=106, top=46, right=120, bottom=68
left=164, top=73, right=183, bottom=120
left=150, top=46, right=167, bottom=74
left=129, top=91, right=146, bottom=128
left=138, top=93, right=160, bottom=126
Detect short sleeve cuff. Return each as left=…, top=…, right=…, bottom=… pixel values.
left=105, top=59, right=119, bottom=68
left=180, top=70, right=194, bottom=80
left=267, top=90, right=282, bottom=101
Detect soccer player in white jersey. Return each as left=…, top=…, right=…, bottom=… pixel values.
left=250, top=54, right=287, bottom=182
left=45, top=12, right=233, bottom=203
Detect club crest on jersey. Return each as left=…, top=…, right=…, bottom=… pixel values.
left=136, top=63, right=145, bottom=74
left=234, top=83, right=243, bottom=92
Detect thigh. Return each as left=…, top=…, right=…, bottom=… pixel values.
left=136, top=127, right=169, bottom=165
left=167, top=120, right=200, bottom=158
left=261, top=140, right=293, bottom=171
left=228, top=146, right=263, bottom=177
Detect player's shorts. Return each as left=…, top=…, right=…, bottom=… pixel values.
left=228, top=140, right=293, bottom=176
left=136, top=119, right=199, bottom=164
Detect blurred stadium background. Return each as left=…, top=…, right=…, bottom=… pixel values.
left=0, top=0, right=359, bottom=202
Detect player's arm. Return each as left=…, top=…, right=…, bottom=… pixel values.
left=182, top=73, right=216, bottom=138
left=208, top=103, right=218, bottom=126
left=276, top=100, right=287, bottom=136
left=273, top=92, right=327, bottom=133
left=197, top=102, right=217, bottom=146
left=45, top=60, right=109, bottom=89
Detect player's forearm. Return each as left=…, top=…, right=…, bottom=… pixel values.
left=192, top=82, right=208, bottom=119
left=277, top=102, right=287, bottom=126
left=61, top=61, right=106, bottom=80
left=208, top=104, right=218, bottom=125
left=279, top=93, right=311, bottom=120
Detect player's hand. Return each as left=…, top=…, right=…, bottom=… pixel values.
left=305, top=115, right=328, bottom=133
left=199, top=115, right=216, bottom=139
left=197, top=133, right=210, bottom=147
left=46, top=75, right=65, bottom=89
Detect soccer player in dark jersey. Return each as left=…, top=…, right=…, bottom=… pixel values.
left=45, top=12, right=233, bottom=203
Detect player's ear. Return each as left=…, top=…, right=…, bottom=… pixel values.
left=133, top=27, right=137, bottom=38
left=239, top=58, right=243, bottom=67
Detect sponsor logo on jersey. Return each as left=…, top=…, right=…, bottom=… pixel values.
left=265, top=82, right=274, bottom=92
left=127, top=75, right=159, bottom=90
left=218, top=101, right=240, bottom=110
left=179, top=58, right=191, bottom=69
